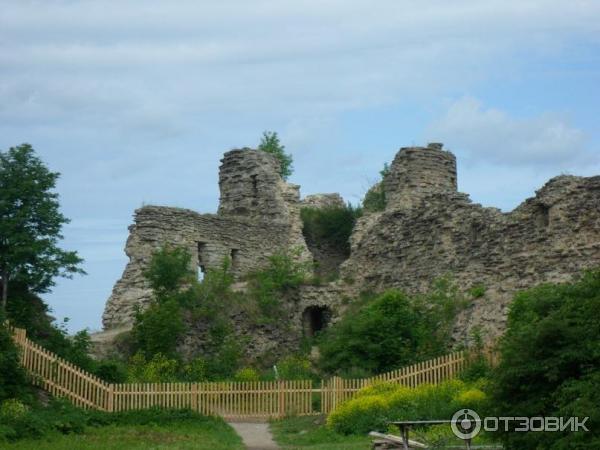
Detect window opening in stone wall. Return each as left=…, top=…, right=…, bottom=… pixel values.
left=251, top=174, right=258, bottom=198
left=534, top=204, right=550, bottom=229
left=197, top=241, right=207, bottom=281
left=230, top=248, right=239, bottom=272
left=302, top=306, right=331, bottom=337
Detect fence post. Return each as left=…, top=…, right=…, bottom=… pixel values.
left=191, top=383, right=198, bottom=411
left=278, top=380, right=286, bottom=418
left=107, top=384, right=114, bottom=412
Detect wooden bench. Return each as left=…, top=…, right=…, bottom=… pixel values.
left=369, top=431, right=428, bottom=449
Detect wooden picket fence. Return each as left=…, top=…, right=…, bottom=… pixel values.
left=7, top=324, right=494, bottom=418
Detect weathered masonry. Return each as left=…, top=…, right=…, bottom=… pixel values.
left=102, top=149, right=312, bottom=329
left=102, top=143, right=600, bottom=350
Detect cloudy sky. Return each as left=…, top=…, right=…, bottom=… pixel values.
left=1, top=1, right=599, bottom=332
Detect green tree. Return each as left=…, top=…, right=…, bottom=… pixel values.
left=0, top=144, right=84, bottom=311
left=490, top=270, right=600, bottom=449
left=258, top=131, right=293, bottom=180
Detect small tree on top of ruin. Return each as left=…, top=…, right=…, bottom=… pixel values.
left=258, top=131, right=294, bottom=180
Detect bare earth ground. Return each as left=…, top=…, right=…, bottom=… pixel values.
left=229, top=422, right=280, bottom=450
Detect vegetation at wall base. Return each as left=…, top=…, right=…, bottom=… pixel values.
left=489, top=269, right=600, bottom=449
left=317, top=278, right=469, bottom=376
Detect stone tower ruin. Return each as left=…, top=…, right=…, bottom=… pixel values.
left=101, top=142, right=600, bottom=352
left=102, top=148, right=310, bottom=329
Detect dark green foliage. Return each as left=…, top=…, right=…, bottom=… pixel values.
left=94, top=360, right=128, bottom=384
left=0, top=316, right=30, bottom=403
left=143, top=246, right=194, bottom=303
left=300, top=204, right=362, bottom=256
left=0, top=143, right=84, bottom=311
left=0, top=398, right=87, bottom=442
left=258, top=131, right=293, bottom=180
left=490, top=270, right=600, bottom=449
left=131, top=246, right=194, bottom=358
left=318, top=279, right=468, bottom=376
left=0, top=398, right=229, bottom=444
left=132, top=299, right=185, bottom=359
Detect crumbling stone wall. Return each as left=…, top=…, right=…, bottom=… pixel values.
left=341, top=144, right=600, bottom=343
left=102, top=149, right=310, bottom=329
left=101, top=141, right=600, bottom=358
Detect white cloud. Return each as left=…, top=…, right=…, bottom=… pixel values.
left=1, top=0, right=599, bottom=130
left=425, top=97, right=595, bottom=167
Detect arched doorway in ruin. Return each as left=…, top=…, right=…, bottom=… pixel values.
left=302, top=305, right=331, bottom=337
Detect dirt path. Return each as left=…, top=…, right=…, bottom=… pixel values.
left=229, top=422, right=280, bottom=450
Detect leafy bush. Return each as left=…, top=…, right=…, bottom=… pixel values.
left=143, top=245, right=195, bottom=302
left=0, top=398, right=88, bottom=442
left=300, top=204, right=362, bottom=256
left=318, top=280, right=468, bottom=376
left=490, top=270, right=600, bottom=449
left=247, top=249, right=310, bottom=321
left=94, top=359, right=128, bottom=383
left=0, top=399, right=29, bottom=420
left=182, top=357, right=208, bottom=381
left=362, top=163, right=390, bottom=212
left=327, top=380, right=488, bottom=435
left=127, top=352, right=179, bottom=382
left=234, top=367, right=260, bottom=382
left=131, top=299, right=185, bottom=358
left=0, top=399, right=229, bottom=444
left=276, top=355, right=313, bottom=380
left=0, top=317, right=30, bottom=403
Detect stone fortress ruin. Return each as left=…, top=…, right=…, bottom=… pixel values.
left=101, top=143, right=600, bottom=357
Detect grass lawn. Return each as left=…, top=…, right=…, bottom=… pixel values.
left=270, top=415, right=371, bottom=450
left=2, top=418, right=245, bottom=450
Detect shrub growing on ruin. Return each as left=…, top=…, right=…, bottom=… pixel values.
left=247, top=249, right=311, bottom=321
left=362, top=163, right=390, bottom=212
left=300, top=204, right=362, bottom=256
left=131, top=299, right=185, bottom=359
left=258, top=131, right=294, bottom=180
